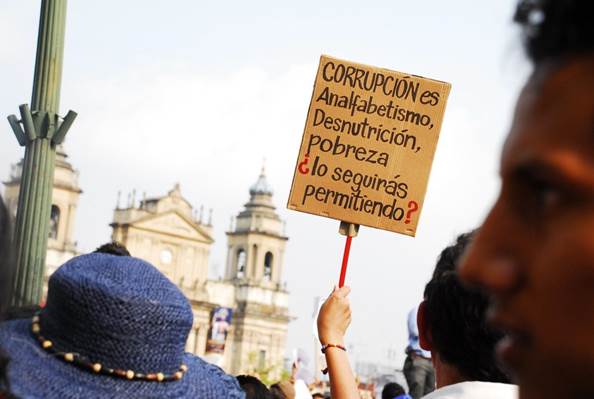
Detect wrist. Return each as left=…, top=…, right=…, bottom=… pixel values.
left=319, top=333, right=344, bottom=346
left=320, top=340, right=345, bottom=348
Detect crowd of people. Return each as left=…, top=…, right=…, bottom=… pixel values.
left=0, top=0, right=593, bottom=397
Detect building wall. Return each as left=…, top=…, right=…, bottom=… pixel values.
left=230, top=304, right=289, bottom=377
left=112, top=224, right=211, bottom=288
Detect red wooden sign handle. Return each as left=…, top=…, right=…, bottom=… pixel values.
left=338, top=235, right=353, bottom=288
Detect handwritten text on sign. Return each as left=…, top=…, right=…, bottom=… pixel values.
left=287, top=56, right=451, bottom=236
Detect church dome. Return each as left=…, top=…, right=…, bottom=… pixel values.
left=249, top=169, right=274, bottom=196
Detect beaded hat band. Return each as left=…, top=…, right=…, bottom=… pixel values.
left=31, top=314, right=188, bottom=382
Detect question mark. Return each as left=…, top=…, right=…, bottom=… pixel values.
left=405, top=200, right=419, bottom=224
left=298, top=154, right=310, bottom=175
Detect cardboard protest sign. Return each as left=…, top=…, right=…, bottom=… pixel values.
left=287, top=55, right=451, bottom=236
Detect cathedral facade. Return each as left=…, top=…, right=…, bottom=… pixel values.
left=4, top=153, right=291, bottom=376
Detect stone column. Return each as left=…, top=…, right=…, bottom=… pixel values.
left=196, top=323, right=209, bottom=356
left=186, top=327, right=197, bottom=353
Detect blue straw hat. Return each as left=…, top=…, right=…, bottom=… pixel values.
left=0, top=253, right=245, bottom=399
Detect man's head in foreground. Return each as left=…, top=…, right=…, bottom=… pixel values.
left=459, top=0, right=594, bottom=398
left=418, top=232, right=509, bottom=387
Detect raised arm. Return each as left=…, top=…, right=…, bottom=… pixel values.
left=317, top=286, right=360, bottom=399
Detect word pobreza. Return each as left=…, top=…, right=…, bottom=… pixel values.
left=287, top=55, right=451, bottom=236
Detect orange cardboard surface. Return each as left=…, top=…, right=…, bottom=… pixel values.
left=287, top=55, right=451, bottom=236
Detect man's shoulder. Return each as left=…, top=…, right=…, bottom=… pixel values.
left=422, top=381, right=518, bottom=399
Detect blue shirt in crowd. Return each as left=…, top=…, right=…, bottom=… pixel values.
left=406, top=305, right=432, bottom=358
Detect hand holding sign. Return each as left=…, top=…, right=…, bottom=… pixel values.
left=317, top=285, right=352, bottom=346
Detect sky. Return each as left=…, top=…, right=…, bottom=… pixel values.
left=0, top=0, right=531, bottom=373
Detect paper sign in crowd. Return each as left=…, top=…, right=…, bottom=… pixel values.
left=287, top=56, right=451, bottom=236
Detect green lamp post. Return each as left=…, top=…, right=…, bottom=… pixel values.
left=7, top=0, right=77, bottom=306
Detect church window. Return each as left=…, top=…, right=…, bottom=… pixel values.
left=49, top=205, right=60, bottom=239
left=237, top=249, right=246, bottom=278
left=264, top=252, right=273, bottom=281
left=252, top=244, right=258, bottom=278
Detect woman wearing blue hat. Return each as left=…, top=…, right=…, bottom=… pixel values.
left=0, top=251, right=245, bottom=398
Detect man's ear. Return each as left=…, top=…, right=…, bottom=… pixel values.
left=418, top=300, right=433, bottom=351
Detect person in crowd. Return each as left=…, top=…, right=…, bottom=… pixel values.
left=458, top=1, right=594, bottom=399
left=94, top=241, right=131, bottom=256
left=290, top=349, right=314, bottom=399
left=382, top=382, right=411, bottom=399
left=291, top=348, right=313, bottom=384
left=403, top=305, right=434, bottom=398
left=270, top=380, right=295, bottom=399
left=317, top=233, right=517, bottom=399
left=293, top=380, right=313, bottom=399
left=418, top=232, right=516, bottom=398
left=0, top=252, right=245, bottom=398
left=237, top=375, right=273, bottom=399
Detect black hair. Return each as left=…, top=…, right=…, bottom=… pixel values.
left=269, top=383, right=287, bottom=399
left=237, top=375, right=273, bottom=399
left=423, top=231, right=510, bottom=383
left=382, top=382, right=406, bottom=399
left=514, top=0, right=594, bottom=64
left=94, top=241, right=131, bottom=257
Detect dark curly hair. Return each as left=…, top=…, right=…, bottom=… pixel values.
left=94, top=241, right=131, bottom=257
left=423, top=231, right=510, bottom=383
left=514, top=0, right=594, bottom=64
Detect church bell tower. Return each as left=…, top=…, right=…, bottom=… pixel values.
left=224, top=167, right=290, bottom=375
left=225, top=167, right=288, bottom=287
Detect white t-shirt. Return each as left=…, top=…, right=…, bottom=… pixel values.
left=294, top=379, right=313, bottom=399
left=422, top=381, right=518, bottom=399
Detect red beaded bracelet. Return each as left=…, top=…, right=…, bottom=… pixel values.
left=320, top=343, right=346, bottom=354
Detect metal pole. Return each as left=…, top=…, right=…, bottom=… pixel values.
left=7, top=0, right=76, bottom=306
